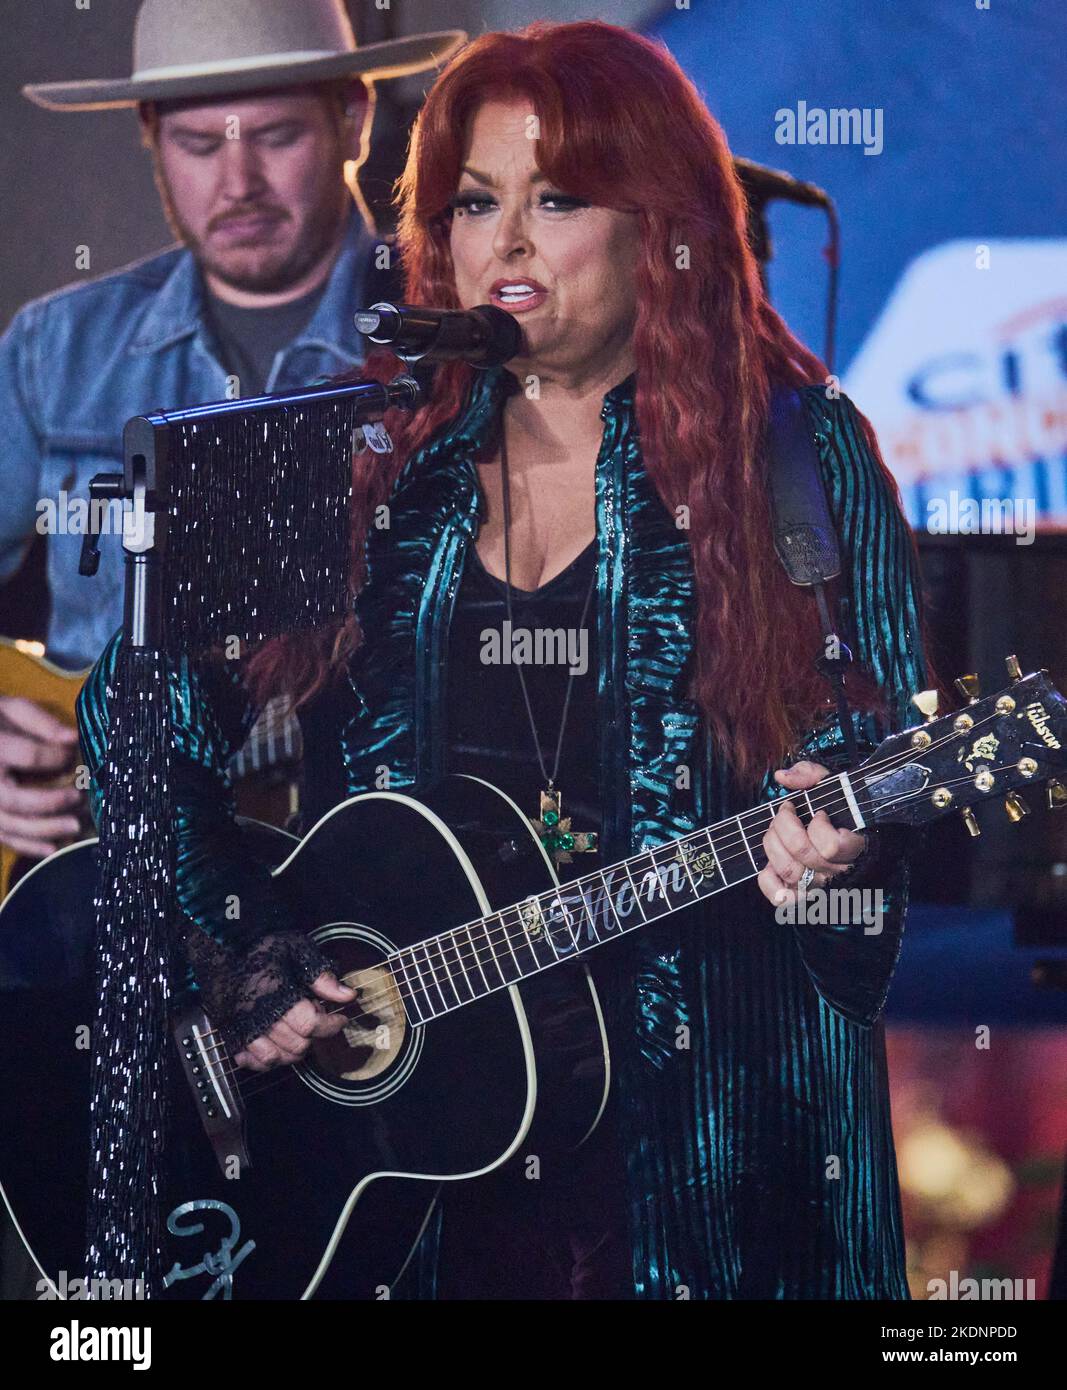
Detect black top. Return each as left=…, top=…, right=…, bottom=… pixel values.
left=295, top=522, right=631, bottom=1271
left=444, top=537, right=601, bottom=874
left=299, top=533, right=628, bottom=1056
left=444, top=537, right=629, bottom=1076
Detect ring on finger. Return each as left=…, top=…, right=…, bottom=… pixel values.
left=798, top=866, right=816, bottom=891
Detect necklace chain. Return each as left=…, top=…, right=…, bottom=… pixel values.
left=498, top=411, right=597, bottom=791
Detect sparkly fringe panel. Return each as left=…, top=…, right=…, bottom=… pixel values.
left=162, top=399, right=357, bottom=649
left=86, top=645, right=173, bottom=1294
left=86, top=396, right=359, bottom=1294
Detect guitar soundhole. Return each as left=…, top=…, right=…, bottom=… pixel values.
left=311, top=964, right=407, bottom=1082
left=298, top=926, right=421, bottom=1103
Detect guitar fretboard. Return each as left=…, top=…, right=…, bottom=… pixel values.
left=387, top=772, right=872, bottom=1026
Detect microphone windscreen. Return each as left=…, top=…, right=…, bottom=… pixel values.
left=471, top=304, right=524, bottom=367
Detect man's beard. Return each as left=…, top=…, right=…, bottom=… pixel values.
left=154, top=166, right=347, bottom=296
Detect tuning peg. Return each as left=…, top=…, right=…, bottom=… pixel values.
left=1047, top=779, right=1067, bottom=811
left=911, top=689, right=939, bottom=722
left=1004, top=792, right=1030, bottom=822
left=954, top=673, right=981, bottom=704
left=1005, top=654, right=1022, bottom=681
left=960, top=806, right=981, bottom=838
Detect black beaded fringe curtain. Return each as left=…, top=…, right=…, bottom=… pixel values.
left=88, top=396, right=361, bottom=1295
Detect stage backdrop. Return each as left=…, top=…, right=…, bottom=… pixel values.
left=646, top=0, right=1067, bottom=531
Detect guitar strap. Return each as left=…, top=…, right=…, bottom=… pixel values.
left=765, top=386, right=860, bottom=764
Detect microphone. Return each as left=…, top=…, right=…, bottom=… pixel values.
left=732, top=157, right=831, bottom=209
left=354, top=302, right=523, bottom=368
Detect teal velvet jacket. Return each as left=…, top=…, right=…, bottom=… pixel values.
left=79, top=366, right=928, bottom=1300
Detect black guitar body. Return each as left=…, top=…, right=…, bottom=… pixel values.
left=4, top=663, right=1064, bottom=1299
left=0, top=775, right=609, bottom=1300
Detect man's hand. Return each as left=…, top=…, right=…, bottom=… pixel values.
left=233, top=971, right=357, bottom=1073
left=758, top=760, right=867, bottom=909
left=0, top=696, right=84, bottom=859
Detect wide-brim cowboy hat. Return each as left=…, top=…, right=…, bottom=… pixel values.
left=23, top=0, right=466, bottom=111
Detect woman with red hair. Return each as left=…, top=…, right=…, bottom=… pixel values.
left=81, top=20, right=931, bottom=1299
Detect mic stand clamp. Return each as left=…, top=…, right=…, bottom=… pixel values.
left=78, top=472, right=126, bottom=577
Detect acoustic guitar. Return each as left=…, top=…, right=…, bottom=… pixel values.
left=4, top=656, right=1061, bottom=1295
left=0, top=659, right=1064, bottom=1299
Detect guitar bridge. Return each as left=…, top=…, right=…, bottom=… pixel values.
left=171, top=1007, right=250, bottom=1178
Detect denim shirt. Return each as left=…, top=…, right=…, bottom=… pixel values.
left=0, top=205, right=377, bottom=671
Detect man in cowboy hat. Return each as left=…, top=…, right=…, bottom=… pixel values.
left=0, top=1, right=464, bottom=871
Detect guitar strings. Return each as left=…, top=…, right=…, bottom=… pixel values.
left=201, top=707, right=1028, bottom=1100
left=230, top=700, right=1013, bottom=1026
left=214, top=759, right=1029, bottom=1106
left=193, top=700, right=1011, bottom=1075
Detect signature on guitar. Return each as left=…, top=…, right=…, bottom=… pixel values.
left=162, top=1200, right=256, bottom=1300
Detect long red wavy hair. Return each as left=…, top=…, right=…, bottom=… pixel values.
left=248, top=20, right=926, bottom=791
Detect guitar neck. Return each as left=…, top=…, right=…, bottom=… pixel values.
left=388, top=770, right=871, bottom=1026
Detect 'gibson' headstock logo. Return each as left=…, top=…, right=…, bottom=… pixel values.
left=1025, top=702, right=1062, bottom=749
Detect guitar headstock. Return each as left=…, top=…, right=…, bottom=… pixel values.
left=855, top=657, right=1067, bottom=832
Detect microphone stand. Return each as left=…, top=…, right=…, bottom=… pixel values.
left=733, top=157, right=841, bottom=373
